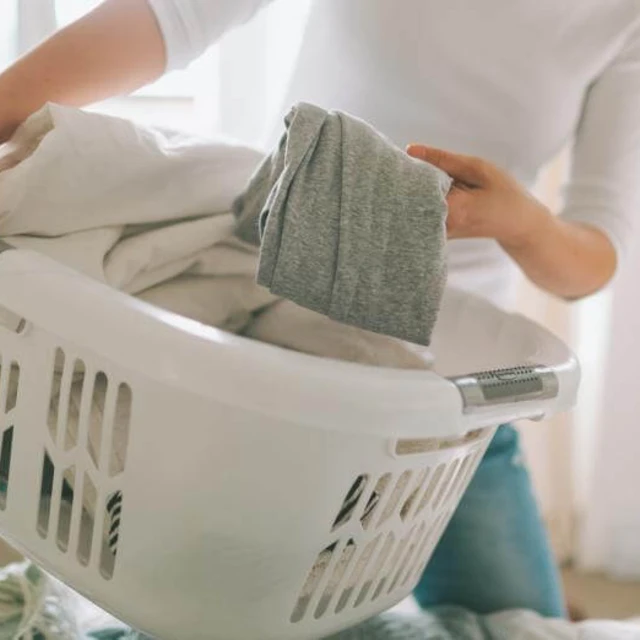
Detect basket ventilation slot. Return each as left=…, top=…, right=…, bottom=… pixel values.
left=36, top=347, right=133, bottom=580
left=0, top=355, right=20, bottom=509
left=292, top=442, right=489, bottom=624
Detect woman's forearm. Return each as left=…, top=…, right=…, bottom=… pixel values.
left=0, top=0, right=166, bottom=143
left=502, top=215, right=617, bottom=299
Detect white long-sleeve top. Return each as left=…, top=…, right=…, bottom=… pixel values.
left=148, top=0, right=640, bottom=305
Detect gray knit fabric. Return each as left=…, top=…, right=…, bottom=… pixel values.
left=234, top=103, right=452, bottom=346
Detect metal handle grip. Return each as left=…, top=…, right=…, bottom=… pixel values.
left=448, top=365, right=560, bottom=412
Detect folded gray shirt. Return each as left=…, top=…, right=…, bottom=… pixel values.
left=234, top=103, right=452, bottom=346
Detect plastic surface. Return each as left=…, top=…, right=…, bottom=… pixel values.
left=0, top=249, right=580, bottom=640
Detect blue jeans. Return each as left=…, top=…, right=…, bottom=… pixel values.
left=413, top=425, right=566, bottom=617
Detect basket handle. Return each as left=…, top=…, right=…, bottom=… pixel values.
left=447, top=365, right=560, bottom=413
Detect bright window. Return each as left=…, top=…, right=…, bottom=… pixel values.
left=0, top=2, right=18, bottom=70
left=2, top=0, right=312, bottom=141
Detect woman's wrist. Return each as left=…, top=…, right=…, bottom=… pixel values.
left=498, top=200, right=554, bottom=256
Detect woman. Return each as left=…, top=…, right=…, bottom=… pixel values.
left=0, top=0, right=635, bottom=619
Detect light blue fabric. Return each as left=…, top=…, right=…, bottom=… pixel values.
left=327, top=606, right=488, bottom=639
left=87, top=629, right=150, bottom=640
left=413, top=424, right=566, bottom=618
left=330, top=607, right=610, bottom=640
left=81, top=609, right=640, bottom=640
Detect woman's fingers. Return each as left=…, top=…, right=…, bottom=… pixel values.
left=406, top=144, right=490, bottom=187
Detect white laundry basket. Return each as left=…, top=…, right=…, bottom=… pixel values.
left=0, top=242, right=579, bottom=640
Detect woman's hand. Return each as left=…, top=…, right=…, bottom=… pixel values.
left=407, top=144, right=617, bottom=299
left=407, top=144, right=548, bottom=249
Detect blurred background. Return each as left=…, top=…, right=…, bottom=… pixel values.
left=2, top=0, right=640, bottom=619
